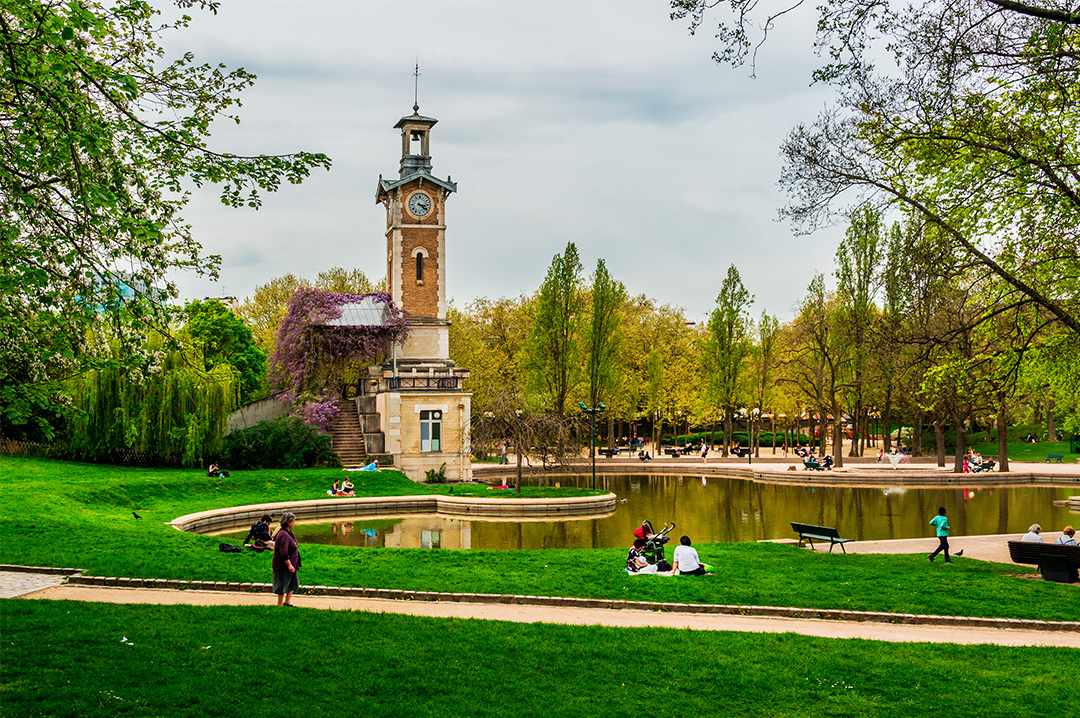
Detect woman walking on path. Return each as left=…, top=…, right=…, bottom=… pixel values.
left=928, top=507, right=962, bottom=563
left=272, top=512, right=301, bottom=607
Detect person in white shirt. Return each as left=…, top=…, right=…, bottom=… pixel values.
left=1021, top=524, right=1044, bottom=543
left=1054, top=526, right=1077, bottom=545
left=672, top=535, right=705, bottom=576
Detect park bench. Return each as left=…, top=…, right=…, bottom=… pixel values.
left=803, top=458, right=825, bottom=471
left=790, top=522, right=853, bottom=553
left=597, top=448, right=618, bottom=458
left=1007, top=541, right=1080, bottom=583
left=663, top=448, right=683, bottom=457
left=1045, top=454, right=1064, bottom=463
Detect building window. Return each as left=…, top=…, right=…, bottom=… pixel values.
left=420, top=410, right=441, bottom=452
left=416, top=253, right=424, bottom=283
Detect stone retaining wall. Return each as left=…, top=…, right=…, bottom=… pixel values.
left=170, top=493, right=618, bottom=534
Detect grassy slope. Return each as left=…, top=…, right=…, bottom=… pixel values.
left=2, top=458, right=1078, bottom=622
left=969, top=439, right=1078, bottom=463
left=1, top=600, right=1073, bottom=718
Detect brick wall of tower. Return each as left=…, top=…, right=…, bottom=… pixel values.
left=399, top=226, right=439, bottom=318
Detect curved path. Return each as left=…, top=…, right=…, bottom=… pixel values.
left=9, top=576, right=1078, bottom=649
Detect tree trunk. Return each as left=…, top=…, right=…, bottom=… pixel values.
left=817, top=412, right=827, bottom=455
left=515, top=443, right=523, bottom=492
left=953, top=420, right=966, bottom=474
left=882, top=389, right=893, bottom=453
left=724, top=409, right=732, bottom=457
left=934, top=419, right=946, bottom=467
left=770, top=414, right=776, bottom=455
left=997, top=407, right=1010, bottom=473
left=913, top=412, right=924, bottom=457
left=848, top=402, right=860, bottom=457
left=1047, top=397, right=1057, bottom=442
left=833, top=415, right=844, bottom=468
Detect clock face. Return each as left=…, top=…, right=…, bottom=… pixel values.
left=408, top=192, right=432, bottom=217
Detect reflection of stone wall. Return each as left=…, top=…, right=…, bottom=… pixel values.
left=382, top=516, right=472, bottom=549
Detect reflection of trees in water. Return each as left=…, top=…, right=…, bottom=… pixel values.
left=283, top=478, right=1074, bottom=550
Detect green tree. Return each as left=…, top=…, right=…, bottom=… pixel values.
left=180, top=299, right=266, bottom=403
left=673, top=0, right=1080, bottom=335
left=703, top=264, right=754, bottom=455
left=835, top=204, right=884, bottom=456
left=526, top=242, right=584, bottom=416
left=585, top=259, right=627, bottom=411
left=449, top=295, right=532, bottom=414
left=0, top=0, right=329, bottom=436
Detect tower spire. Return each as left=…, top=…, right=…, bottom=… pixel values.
left=412, top=61, right=420, bottom=114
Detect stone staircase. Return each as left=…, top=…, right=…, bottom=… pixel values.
left=327, top=399, right=367, bottom=467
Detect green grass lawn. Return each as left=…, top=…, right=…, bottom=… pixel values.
left=2, top=458, right=1079, bottom=622
left=1, top=600, right=1073, bottom=718
left=969, top=439, right=1079, bottom=463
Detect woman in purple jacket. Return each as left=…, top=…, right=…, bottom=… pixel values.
left=272, top=512, right=301, bottom=607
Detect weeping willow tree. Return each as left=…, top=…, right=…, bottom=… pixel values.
left=66, top=333, right=238, bottom=467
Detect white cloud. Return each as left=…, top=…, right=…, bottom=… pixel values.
left=170, top=0, right=848, bottom=318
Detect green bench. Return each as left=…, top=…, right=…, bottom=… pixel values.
left=790, top=522, right=853, bottom=553
left=1045, top=454, right=1064, bottom=463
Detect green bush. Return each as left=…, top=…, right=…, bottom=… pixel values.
left=222, top=417, right=339, bottom=469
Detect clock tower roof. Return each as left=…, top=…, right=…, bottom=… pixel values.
left=375, top=172, right=456, bottom=203
left=393, top=112, right=439, bottom=129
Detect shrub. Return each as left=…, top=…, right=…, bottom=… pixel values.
left=222, top=417, right=340, bottom=470
left=424, top=462, right=448, bottom=483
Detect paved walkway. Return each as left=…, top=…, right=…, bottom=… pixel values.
left=17, top=583, right=1078, bottom=648
left=0, top=570, right=68, bottom=598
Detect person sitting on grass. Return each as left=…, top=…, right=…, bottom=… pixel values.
left=1055, top=526, right=1077, bottom=545
left=243, top=514, right=275, bottom=548
left=672, top=535, right=705, bottom=576
left=340, top=478, right=355, bottom=496
left=626, top=538, right=657, bottom=574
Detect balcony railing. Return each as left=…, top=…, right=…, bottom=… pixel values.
left=385, top=376, right=460, bottom=391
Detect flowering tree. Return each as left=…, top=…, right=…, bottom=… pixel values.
left=269, top=288, right=409, bottom=430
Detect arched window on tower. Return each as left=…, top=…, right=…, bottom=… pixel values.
left=413, top=247, right=428, bottom=286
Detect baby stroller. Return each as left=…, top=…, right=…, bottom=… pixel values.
left=634, top=519, right=675, bottom=571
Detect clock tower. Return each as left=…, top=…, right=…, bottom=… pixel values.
left=376, top=110, right=456, bottom=360
left=369, top=105, right=471, bottom=482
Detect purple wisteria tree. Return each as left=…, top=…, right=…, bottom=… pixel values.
left=269, top=288, right=409, bottom=430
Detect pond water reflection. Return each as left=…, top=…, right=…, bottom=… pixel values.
left=221, top=474, right=1078, bottom=551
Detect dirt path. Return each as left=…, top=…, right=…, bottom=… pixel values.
left=19, top=583, right=1079, bottom=649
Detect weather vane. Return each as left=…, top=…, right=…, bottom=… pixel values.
left=413, top=61, right=421, bottom=114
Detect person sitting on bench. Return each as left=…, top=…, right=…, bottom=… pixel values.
left=1055, top=526, right=1077, bottom=545
left=672, top=535, right=705, bottom=576
left=1021, top=523, right=1044, bottom=543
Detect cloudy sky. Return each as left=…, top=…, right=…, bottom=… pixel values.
left=172, top=0, right=847, bottom=322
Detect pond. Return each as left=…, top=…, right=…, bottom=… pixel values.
left=220, top=473, right=1079, bottom=551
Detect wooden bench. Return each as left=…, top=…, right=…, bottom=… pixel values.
left=1045, top=454, right=1064, bottom=463
left=663, top=448, right=682, bottom=457
left=1007, top=541, right=1080, bottom=583
left=790, top=522, right=853, bottom=553
left=803, top=458, right=825, bottom=471
left=597, top=448, right=618, bottom=458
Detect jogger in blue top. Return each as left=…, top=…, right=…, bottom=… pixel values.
left=928, top=507, right=963, bottom=562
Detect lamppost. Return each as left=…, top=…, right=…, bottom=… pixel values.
left=579, top=401, right=605, bottom=490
